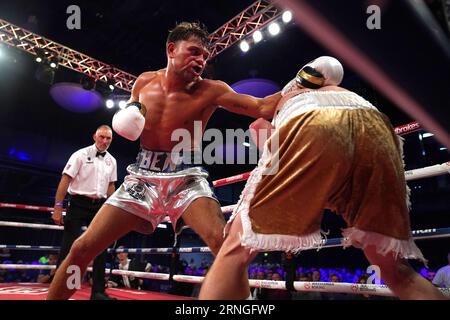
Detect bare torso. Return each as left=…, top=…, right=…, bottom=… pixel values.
left=138, top=70, right=218, bottom=151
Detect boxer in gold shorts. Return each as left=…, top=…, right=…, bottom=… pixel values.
left=199, top=56, right=446, bottom=300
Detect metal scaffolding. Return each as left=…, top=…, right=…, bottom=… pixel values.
left=0, top=18, right=137, bottom=92
left=0, top=1, right=282, bottom=92
left=208, top=0, right=281, bottom=58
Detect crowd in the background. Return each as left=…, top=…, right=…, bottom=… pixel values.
left=1, top=247, right=447, bottom=300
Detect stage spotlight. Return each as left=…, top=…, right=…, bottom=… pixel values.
left=106, top=99, right=114, bottom=109
left=35, top=48, right=50, bottom=63
left=80, top=76, right=96, bottom=90
left=239, top=40, right=250, bottom=52
left=119, top=100, right=127, bottom=109
left=252, top=30, right=263, bottom=43
left=107, top=79, right=115, bottom=92
left=268, top=22, right=281, bottom=36
left=49, top=56, right=60, bottom=69
left=282, top=11, right=292, bottom=23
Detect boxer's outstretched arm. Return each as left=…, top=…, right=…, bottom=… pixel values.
left=214, top=81, right=281, bottom=120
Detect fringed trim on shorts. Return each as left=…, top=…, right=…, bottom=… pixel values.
left=342, top=227, right=427, bottom=266
left=397, top=135, right=412, bottom=210
left=239, top=226, right=326, bottom=254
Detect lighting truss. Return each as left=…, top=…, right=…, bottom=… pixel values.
left=0, top=1, right=282, bottom=92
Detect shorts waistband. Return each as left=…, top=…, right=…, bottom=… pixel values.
left=70, top=195, right=106, bottom=205
left=135, top=149, right=202, bottom=173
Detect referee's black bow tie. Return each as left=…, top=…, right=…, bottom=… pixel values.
left=96, top=151, right=106, bottom=158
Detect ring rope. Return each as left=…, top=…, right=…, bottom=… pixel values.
left=0, top=263, right=448, bottom=298
left=0, top=203, right=237, bottom=216
left=212, top=161, right=449, bottom=187
left=1, top=227, right=449, bottom=253
left=0, top=160, right=447, bottom=217
left=0, top=120, right=446, bottom=299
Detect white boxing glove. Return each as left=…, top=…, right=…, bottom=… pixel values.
left=303, top=56, right=343, bottom=86
left=112, top=102, right=145, bottom=141
left=295, top=56, right=344, bottom=88
left=281, top=56, right=344, bottom=94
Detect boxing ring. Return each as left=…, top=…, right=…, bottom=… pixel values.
left=0, top=121, right=449, bottom=300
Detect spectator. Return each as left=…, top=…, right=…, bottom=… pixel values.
left=251, top=270, right=267, bottom=300
left=432, top=252, right=450, bottom=288
left=324, top=273, right=349, bottom=300
left=312, top=270, right=322, bottom=282
left=37, top=254, right=58, bottom=284
left=108, top=246, right=150, bottom=290
left=263, top=272, right=292, bottom=300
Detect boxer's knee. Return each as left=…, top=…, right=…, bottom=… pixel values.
left=69, top=237, right=95, bottom=265
left=218, top=234, right=254, bottom=268
left=222, top=244, right=254, bottom=270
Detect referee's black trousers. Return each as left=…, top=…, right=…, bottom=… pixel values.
left=57, top=195, right=109, bottom=295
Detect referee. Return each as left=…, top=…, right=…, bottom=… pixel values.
left=52, top=125, right=117, bottom=300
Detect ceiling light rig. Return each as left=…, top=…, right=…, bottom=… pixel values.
left=237, top=10, right=294, bottom=54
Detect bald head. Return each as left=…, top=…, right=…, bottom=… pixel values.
left=93, top=125, right=112, bottom=152
left=96, top=125, right=112, bottom=134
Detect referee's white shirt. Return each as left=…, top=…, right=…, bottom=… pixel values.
left=63, top=144, right=117, bottom=199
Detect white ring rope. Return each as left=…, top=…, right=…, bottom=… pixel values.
left=405, top=162, right=450, bottom=181
left=1, top=226, right=449, bottom=251
left=3, top=218, right=447, bottom=249
left=0, top=162, right=448, bottom=216
left=0, top=203, right=236, bottom=216
left=0, top=221, right=86, bottom=231
left=0, top=120, right=447, bottom=299
left=0, top=263, right=448, bottom=297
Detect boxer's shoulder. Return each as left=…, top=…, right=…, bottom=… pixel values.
left=202, top=78, right=227, bottom=90
left=138, top=70, right=160, bottom=82
left=132, top=71, right=159, bottom=94
left=194, top=79, right=231, bottom=99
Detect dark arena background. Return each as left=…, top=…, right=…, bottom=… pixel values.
left=0, top=0, right=449, bottom=307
